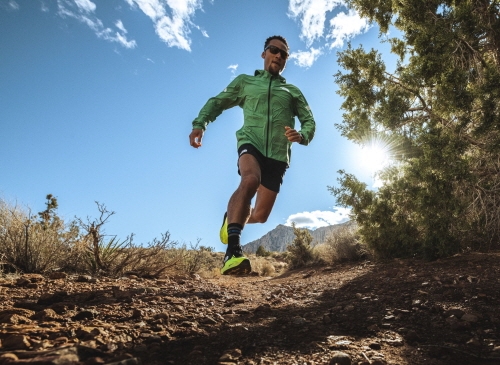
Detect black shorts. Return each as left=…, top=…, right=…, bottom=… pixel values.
left=237, top=144, right=288, bottom=193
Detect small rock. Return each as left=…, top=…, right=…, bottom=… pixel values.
left=26, top=274, right=45, bottom=283
left=0, top=353, right=19, bottom=363
left=384, top=338, right=404, bottom=346
left=49, top=272, right=68, bottom=280
left=254, top=304, right=272, bottom=312
left=112, top=286, right=132, bottom=299
left=131, top=309, right=144, bottom=319
left=33, top=308, right=62, bottom=321
left=329, top=351, right=351, bottom=365
left=16, top=277, right=31, bottom=287
left=461, top=313, right=479, bottom=323
left=369, top=342, right=382, bottom=350
left=219, top=348, right=242, bottom=361
left=37, top=291, right=68, bottom=305
left=444, top=308, right=465, bottom=318
left=2, top=334, right=31, bottom=350
left=0, top=309, right=34, bottom=324
left=77, top=275, right=93, bottom=282
left=405, top=330, right=419, bottom=343
left=466, top=337, right=481, bottom=347
left=291, top=316, right=307, bottom=326
left=73, top=309, right=99, bottom=321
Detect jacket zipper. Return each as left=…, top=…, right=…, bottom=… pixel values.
left=265, top=76, right=272, bottom=156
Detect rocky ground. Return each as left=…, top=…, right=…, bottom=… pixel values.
left=0, top=251, right=499, bottom=365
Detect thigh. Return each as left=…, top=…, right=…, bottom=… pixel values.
left=253, top=184, right=278, bottom=218
left=238, top=153, right=261, bottom=180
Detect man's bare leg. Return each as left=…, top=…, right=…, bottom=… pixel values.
left=221, top=154, right=260, bottom=274
left=227, top=154, right=261, bottom=226
left=247, top=185, right=278, bottom=224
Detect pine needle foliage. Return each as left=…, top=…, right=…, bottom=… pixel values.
left=331, top=0, right=500, bottom=259
left=286, top=223, right=316, bottom=269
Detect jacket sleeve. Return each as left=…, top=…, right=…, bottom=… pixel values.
left=294, top=89, right=316, bottom=145
left=192, top=75, right=244, bottom=130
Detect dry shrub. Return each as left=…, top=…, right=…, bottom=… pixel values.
left=286, top=224, right=319, bottom=269
left=317, top=224, right=369, bottom=264
left=0, top=198, right=82, bottom=274
left=179, top=244, right=220, bottom=275
left=249, top=255, right=276, bottom=276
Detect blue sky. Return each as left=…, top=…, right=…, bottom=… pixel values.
left=1, top=0, right=391, bottom=253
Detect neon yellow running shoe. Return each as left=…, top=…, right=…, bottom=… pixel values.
left=221, top=255, right=251, bottom=275
left=219, top=212, right=228, bottom=244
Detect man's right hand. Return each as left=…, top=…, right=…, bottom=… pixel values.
left=189, top=129, right=204, bottom=148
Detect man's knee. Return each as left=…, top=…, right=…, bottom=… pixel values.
left=240, top=174, right=260, bottom=191
left=251, top=210, right=270, bottom=223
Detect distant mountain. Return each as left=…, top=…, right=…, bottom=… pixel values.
left=243, top=221, right=354, bottom=253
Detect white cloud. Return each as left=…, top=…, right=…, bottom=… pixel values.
left=115, top=20, right=127, bottom=34
left=287, top=0, right=371, bottom=67
left=194, top=25, right=209, bottom=38
left=285, top=208, right=351, bottom=229
left=228, top=64, right=238, bottom=79
left=56, top=0, right=137, bottom=48
left=2, top=1, right=20, bottom=11
left=327, top=8, right=371, bottom=48
left=288, top=0, right=341, bottom=47
left=127, top=0, right=204, bottom=51
left=289, top=47, right=323, bottom=68
left=73, top=0, right=96, bottom=13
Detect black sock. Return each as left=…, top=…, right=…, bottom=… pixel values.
left=227, top=223, right=243, bottom=254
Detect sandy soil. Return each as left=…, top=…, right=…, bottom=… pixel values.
left=0, top=252, right=499, bottom=364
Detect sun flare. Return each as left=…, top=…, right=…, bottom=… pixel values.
left=357, top=137, right=393, bottom=176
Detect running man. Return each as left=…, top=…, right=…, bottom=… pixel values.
left=189, top=35, right=316, bottom=275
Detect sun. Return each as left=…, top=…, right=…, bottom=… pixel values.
left=357, top=138, right=392, bottom=175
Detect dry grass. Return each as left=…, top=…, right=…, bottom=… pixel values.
left=315, top=224, right=370, bottom=264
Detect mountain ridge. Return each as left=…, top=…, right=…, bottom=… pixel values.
left=243, top=221, right=353, bottom=253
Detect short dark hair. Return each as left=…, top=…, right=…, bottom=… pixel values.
left=264, top=35, right=288, bottom=50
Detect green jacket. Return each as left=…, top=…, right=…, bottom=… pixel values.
left=192, top=69, right=316, bottom=165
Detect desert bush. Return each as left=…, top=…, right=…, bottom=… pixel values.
left=0, top=196, right=83, bottom=273
left=77, top=203, right=188, bottom=277
left=256, top=245, right=271, bottom=257
left=315, top=224, right=369, bottom=264
left=248, top=255, right=277, bottom=276
left=286, top=223, right=318, bottom=269
left=180, top=242, right=220, bottom=275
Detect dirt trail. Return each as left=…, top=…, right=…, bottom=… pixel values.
left=1, top=252, right=499, bottom=364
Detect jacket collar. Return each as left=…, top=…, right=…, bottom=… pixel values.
left=254, top=69, right=286, bottom=83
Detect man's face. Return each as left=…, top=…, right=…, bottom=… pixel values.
left=262, top=39, right=288, bottom=76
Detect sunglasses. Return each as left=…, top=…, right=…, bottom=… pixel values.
left=265, top=45, right=289, bottom=60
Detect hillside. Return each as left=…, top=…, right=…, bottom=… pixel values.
left=243, top=221, right=354, bottom=253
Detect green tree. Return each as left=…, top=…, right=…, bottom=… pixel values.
left=331, top=0, right=500, bottom=258
left=256, top=245, right=271, bottom=257
left=287, top=224, right=315, bottom=269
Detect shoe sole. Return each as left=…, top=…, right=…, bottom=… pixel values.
left=221, top=257, right=251, bottom=275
